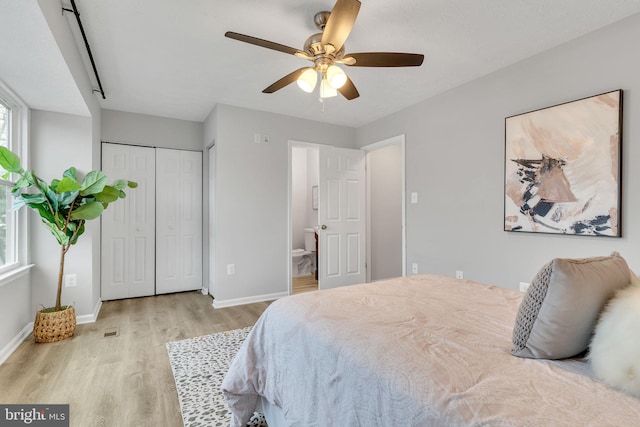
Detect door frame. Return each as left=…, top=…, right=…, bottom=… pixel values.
left=361, top=134, right=407, bottom=281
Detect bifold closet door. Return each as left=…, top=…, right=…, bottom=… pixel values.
left=101, top=143, right=156, bottom=300
left=155, top=148, right=203, bottom=294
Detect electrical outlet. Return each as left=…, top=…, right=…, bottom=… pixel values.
left=64, top=274, right=77, bottom=287
left=227, top=264, right=235, bottom=275
left=455, top=270, right=464, bottom=279
left=519, top=282, right=530, bottom=292
left=412, top=263, right=418, bottom=274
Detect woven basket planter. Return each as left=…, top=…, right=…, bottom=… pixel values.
left=33, top=306, right=76, bottom=343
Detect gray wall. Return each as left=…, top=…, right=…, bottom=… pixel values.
left=208, top=104, right=355, bottom=305
left=356, top=13, right=640, bottom=289
left=101, top=109, right=203, bottom=150
left=30, top=110, right=95, bottom=315
left=368, top=143, right=403, bottom=281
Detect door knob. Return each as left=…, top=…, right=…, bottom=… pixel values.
left=321, top=224, right=327, bottom=230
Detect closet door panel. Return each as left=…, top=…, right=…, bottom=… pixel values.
left=101, top=143, right=156, bottom=300
left=156, top=149, right=202, bottom=294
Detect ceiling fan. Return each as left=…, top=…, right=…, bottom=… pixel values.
left=225, top=0, right=424, bottom=101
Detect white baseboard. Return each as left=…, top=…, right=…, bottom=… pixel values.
left=201, top=287, right=208, bottom=295
left=212, top=291, right=287, bottom=309
left=76, top=299, right=102, bottom=324
left=0, top=322, right=33, bottom=366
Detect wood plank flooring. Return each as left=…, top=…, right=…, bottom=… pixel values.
left=0, top=292, right=270, bottom=427
left=292, top=274, right=318, bottom=294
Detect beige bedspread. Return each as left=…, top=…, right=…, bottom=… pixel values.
left=222, top=274, right=640, bottom=426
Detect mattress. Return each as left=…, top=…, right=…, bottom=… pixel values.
left=222, top=274, right=640, bottom=426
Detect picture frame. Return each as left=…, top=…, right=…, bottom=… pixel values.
left=504, top=89, right=623, bottom=237
left=312, top=185, right=318, bottom=210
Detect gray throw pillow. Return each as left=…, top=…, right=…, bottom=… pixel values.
left=512, top=253, right=631, bottom=359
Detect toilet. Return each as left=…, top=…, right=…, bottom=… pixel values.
left=292, top=228, right=316, bottom=277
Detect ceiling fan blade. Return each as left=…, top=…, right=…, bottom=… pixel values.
left=343, top=52, right=424, bottom=67
left=225, top=31, right=306, bottom=57
left=337, top=76, right=359, bottom=100
left=263, top=68, right=309, bottom=94
left=321, top=0, right=361, bottom=54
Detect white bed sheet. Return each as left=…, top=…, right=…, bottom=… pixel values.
left=222, top=274, right=640, bottom=426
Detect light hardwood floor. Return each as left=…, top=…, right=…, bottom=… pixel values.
left=0, top=292, right=270, bottom=427
left=292, top=274, right=318, bottom=294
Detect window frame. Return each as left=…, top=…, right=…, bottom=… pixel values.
left=0, top=80, right=30, bottom=277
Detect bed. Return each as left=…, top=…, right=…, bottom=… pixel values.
left=222, top=273, right=640, bottom=426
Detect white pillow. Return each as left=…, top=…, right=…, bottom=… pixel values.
left=589, top=279, right=640, bottom=397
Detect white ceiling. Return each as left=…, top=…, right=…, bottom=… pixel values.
left=3, top=1, right=640, bottom=128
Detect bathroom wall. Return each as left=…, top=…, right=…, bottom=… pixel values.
left=292, top=146, right=319, bottom=250
left=292, top=146, right=308, bottom=250
left=306, top=148, right=319, bottom=233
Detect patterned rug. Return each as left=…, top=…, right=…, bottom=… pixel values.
left=166, top=327, right=267, bottom=427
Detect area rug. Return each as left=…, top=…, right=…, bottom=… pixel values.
left=166, top=326, right=267, bottom=427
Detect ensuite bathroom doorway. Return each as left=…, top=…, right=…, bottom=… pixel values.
left=288, top=138, right=404, bottom=294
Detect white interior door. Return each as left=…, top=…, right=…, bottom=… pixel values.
left=101, top=143, right=156, bottom=300
left=156, top=148, right=203, bottom=294
left=318, top=145, right=366, bottom=289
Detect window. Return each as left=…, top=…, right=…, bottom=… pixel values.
left=0, top=85, right=27, bottom=274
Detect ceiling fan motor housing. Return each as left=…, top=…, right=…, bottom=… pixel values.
left=314, top=11, right=331, bottom=30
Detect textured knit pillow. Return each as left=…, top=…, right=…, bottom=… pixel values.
left=511, top=253, right=631, bottom=359
left=589, top=280, right=640, bottom=397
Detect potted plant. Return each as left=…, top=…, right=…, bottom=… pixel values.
left=0, top=146, right=136, bottom=343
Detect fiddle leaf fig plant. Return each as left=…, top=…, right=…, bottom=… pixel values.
left=0, top=146, right=137, bottom=312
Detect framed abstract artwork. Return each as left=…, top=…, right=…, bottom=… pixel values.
left=504, top=90, right=623, bottom=237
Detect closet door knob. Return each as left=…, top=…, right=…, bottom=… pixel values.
left=321, top=224, right=327, bottom=230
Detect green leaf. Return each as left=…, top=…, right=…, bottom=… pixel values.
left=55, top=176, right=82, bottom=193
left=112, top=179, right=137, bottom=191
left=43, top=221, right=69, bottom=246
left=21, top=193, right=47, bottom=206
left=31, top=173, right=49, bottom=195
left=57, top=190, right=79, bottom=206
left=70, top=201, right=104, bottom=220
left=70, top=221, right=85, bottom=245
left=0, top=147, right=24, bottom=173
left=111, top=179, right=128, bottom=190
left=45, top=187, right=59, bottom=213
left=63, top=167, right=77, bottom=180
left=94, top=185, right=120, bottom=203
left=79, top=171, right=107, bottom=196
left=33, top=203, right=56, bottom=225
left=12, top=196, right=27, bottom=210
left=13, top=194, right=47, bottom=211
left=13, top=175, right=32, bottom=191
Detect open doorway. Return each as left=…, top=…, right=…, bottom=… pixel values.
left=290, top=143, right=319, bottom=294
left=288, top=140, right=394, bottom=293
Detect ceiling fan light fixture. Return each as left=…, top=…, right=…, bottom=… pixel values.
left=326, top=65, right=347, bottom=89
left=297, top=68, right=318, bottom=93
left=320, top=78, right=337, bottom=98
